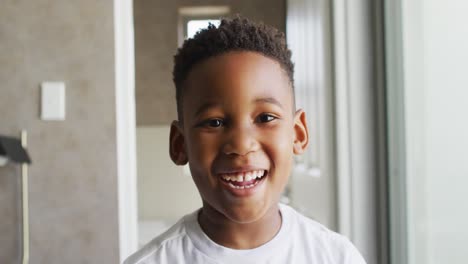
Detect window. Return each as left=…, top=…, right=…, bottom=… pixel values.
left=186, top=19, right=220, bottom=39
left=178, top=6, right=230, bottom=46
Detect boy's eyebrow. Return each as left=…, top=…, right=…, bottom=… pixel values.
left=194, top=102, right=220, bottom=117
left=194, top=97, right=284, bottom=117
left=254, top=97, right=284, bottom=109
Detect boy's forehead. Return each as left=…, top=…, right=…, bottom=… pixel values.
left=182, top=51, right=294, bottom=111
left=187, top=51, right=286, bottom=80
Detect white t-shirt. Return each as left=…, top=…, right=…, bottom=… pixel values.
left=124, top=204, right=367, bottom=264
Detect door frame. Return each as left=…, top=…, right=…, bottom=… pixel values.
left=114, top=0, right=139, bottom=262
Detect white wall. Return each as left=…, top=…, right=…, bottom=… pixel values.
left=401, top=1, right=468, bottom=263
left=136, top=126, right=201, bottom=222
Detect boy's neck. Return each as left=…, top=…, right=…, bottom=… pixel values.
left=197, top=203, right=282, bottom=250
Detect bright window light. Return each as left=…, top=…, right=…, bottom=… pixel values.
left=187, top=19, right=220, bottom=39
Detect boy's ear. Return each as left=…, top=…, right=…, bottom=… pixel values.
left=293, top=109, right=309, bottom=155
left=169, top=120, right=188, bottom=165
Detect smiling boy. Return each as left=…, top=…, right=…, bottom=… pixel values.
left=124, top=17, right=366, bottom=264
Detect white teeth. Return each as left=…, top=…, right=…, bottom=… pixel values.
left=235, top=174, right=243, bottom=182
left=228, top=181, right=260, bottom=189
left=221, top=175, right=231, bottom=181
left=245, top=172, right=253, bottom=181
left=220, top=170, right=266, bottom=183
left=258, top=170, right=265, bottom=178
left=228, top=182, right=245, bottom=189
left=253, top=170, right=260, bottom=179
left=253, top=170, right=262, bottom=179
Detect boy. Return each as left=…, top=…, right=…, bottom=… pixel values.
left=125, top=17, right=366, bottom=264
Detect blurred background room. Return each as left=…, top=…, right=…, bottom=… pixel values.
left=1, top=0, right=467, bottom=264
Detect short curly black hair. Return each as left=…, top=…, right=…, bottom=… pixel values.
left=172, top=16, right=294, bottom=120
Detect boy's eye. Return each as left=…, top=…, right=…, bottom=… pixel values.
left=257, top=113, right=277, bottom=123
left=203, top=119, right=224, bottom=128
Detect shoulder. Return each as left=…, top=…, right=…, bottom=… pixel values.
left=123, top=216, right=190, bottom=264
left=281, top=204, right=367, bottom=263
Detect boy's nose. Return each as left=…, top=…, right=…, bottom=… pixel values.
left=222, top=125, right=260, bottom=156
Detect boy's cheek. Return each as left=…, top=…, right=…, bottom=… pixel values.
left=185, top=140, right=218, bottom=168
left=267, top=129, right=295, bottom=151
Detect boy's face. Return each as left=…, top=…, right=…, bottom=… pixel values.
left=170, top=51, right=308, bottom=223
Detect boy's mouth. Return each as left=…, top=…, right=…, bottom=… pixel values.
left=218, top=170, right=268, bottom=190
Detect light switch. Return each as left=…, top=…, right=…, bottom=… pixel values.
left=41, top=82, right=66, bottom=121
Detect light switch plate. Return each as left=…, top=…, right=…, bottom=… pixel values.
left=41, top=82, right=66, bottom=121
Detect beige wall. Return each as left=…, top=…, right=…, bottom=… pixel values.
left=136, top=126, right=201, bottom=221
left=0, top=1, right=119, bottom=263
left=134, top=0, right=286, bottom=125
